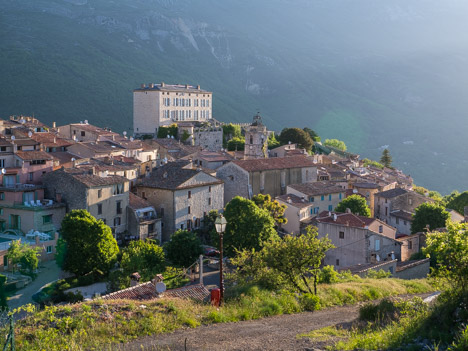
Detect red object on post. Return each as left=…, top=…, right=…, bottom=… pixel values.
left=211, top=289, right=220, bottom=307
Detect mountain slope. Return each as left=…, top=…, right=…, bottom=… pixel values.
left=2, top=0, right=468, bottom=193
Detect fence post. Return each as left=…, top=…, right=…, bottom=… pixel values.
left=199, top=255, right=204, bottom=286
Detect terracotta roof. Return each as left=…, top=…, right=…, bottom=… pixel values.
left=149, top=139, right=201, bottom=160
left=315, top=211, right=369, bottom=228
left=31, top=132, right=74, bottom=147
left=276, top=194, right=313, bottom=209
left=101, top=283, right=210, bottom=302
left=375, top=188, right=408, bottom=199
left=0, top=138, right=12, bottom=147
left=52, top=152, right=82, bottom=165
left=15, top=150, right=53, bottom=161
left=60, top=169, right=128, bottom=187
left=396, top=258, right=430, bottom=272
left=129, top=193, right=153, bottom=210
left=11, top=138, right=39, bottom=146
left=67, top=123, right=119, bottom=135
left=232, top=156, right=316, bottom=172
left=72, top=141, right=125, bottom=153
left=139, top=161, right=222, bottom=190
left=352, top=182, right=380, bottom=189
left=288, top=181, right=344, bottom=196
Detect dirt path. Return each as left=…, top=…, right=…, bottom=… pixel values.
left=125, top=292, right=435, bottom=351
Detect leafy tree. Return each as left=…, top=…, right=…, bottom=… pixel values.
left=262, top=226, right=334, bottom=294
left=362, top=158, right=384, bottom=169
left=164, top=230, right=203, bottom=267
left=424, top=221, right=468, bottom=290
left=267, top=132, right=280, bottom=149
left=443, top=190, right=460, bottom=205
left=252, top=194, right=287, bottom=226
left=222, top=123, right=242, bottom=147
left=411, top=202, right=450, bottom=234
left=446, top=191, right=468, bottom=215
left=157, top=124, right=178, bottom=139
left=196, top=210, right=218, bottom=245
left=303, top=127, right=321, bottom=142
left=60, top=210, right=119, bottom=276
left=227, top=136, right=245, bottom=151
left=380, top=148, right=392, bottom=168
left=413, top=185, right=443, bottom=203
left=121, top=239, right=165, bottom=281
left=278, top=128, right=313, bottom=151
left=335, top=194, right=371, bottom=217
left=180, top=129, right=191, bottom=142
left=7, top=240, right=41, bottom=273
left=223, top=196, right=278, bottom=256
left=324, top=139, right=347, bottom=151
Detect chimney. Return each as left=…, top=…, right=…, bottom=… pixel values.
left=197, top=85, right=200, bottom=90
left=333, top=214, right=337, bottom=221
left=52, top=122, right=56, bottom=128
left=345, top=208, right=352, bottom=214
left=130, top=272, right=141, bottom=287
left=149, top=83, right=154, bottom=89
left=161, top=82, right=165, bottom=87
left=141, top=83, right=146, bottom=89
left=185, top=84, right=189, bottom=89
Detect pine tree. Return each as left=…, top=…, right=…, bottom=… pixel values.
left=380, top=148, right=392, bottom=168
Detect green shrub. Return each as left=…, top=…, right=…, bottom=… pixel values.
left=450, top=325, right=468, bottom=351
left=319, top=265, right=339, bottom=284
left=359, top=298, right=399, bottom=323
left=366, top=269, right=391, bottom=279
left=299, top=293, right=321, bottom=311
left=64, top=291, right=84, bottom=303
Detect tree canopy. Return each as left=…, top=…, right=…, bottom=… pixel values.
left=362, top=158, right=384, bottom=169
left=59, top=210, right=119, bottom=276
left=303, top=127, right=321, bottom=142
left=121, top=239, right=165, bottom=281
left=323, top=139, right=347, bottom=151
left=424, top=221, right=468, bottom=290
left=334, top=194, right=371, bottom=217
left=278, top=128, right=314, bottom=151
left=7, top=240, right=41, bottom=274
left=226, top=136, right=245, bottom=151
left=223, top=196, right=278, bottom=256
left=411, top=202, right=450, bottom=234
left=252, top=194, right=287, bottom=226
left=267, top=132, right=280, bottom=149
left=222, top=123, right=242, bottom=147
left=157, top=124, right=178, bottom=139
left=164, top=230, right=203, bottom=267
left=380, top=148, right=392, bottom=168
left=445, top=191, right=468, bottom=215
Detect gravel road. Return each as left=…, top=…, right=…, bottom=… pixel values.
left=124, top=292, right=435, bottom=351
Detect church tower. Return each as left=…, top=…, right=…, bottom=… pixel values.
left=244, top=113, right=268, bottom=160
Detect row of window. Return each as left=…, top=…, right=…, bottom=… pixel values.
left=0, top=214, right=53, bottom=230
left=162, top=98, right=210, bottom=107
left=97, top=201, right=122, bottom=215
left=309, top=193, right=343, bottom=203
left=163, top=110, right=210, bottom=120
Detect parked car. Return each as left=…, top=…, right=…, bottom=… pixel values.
left=202, top=245, right=220, bottom=257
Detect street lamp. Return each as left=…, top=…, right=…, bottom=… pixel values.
left=214, top=214, right=227, bottom=305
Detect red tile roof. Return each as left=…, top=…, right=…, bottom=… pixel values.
left=288, top=181, right=344, bottom=196
left=129, top=192, right=153, bottom=210
left=15, top=150, right=54, bottom=161
left=232, top=156, right=316, bottom=172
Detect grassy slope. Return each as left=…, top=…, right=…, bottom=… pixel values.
left=10, top=278, right=433, bottom=350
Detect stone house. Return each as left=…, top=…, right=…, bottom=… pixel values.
left=216, top=156, right=317, bottom=205
left=349, top=181, right=396, bottom=217
left=374, top=188, right=434, bottom=234
left=397, top=233, right=427, bottom=261
left=184, top=151, right=233, bottom=170
left=269, top=143, right=308, bottom=158
left=286, top=181, right=345, bottom=215
left=67, top=141, right=125, bottom=159
left=43, top=168, right=130, bottom=240
left=126, top=193, right=162, bottom=244
left=57, top=122, right=119, bottom=143
left=276, top=194, right=314, bottom=234
left=146, top=139, right=201, bottom=163
left=313, top=211, right=401, bottom=269
left=12, top=151, right=55, bottom=185
left=136, top=161, right=224, bottom=242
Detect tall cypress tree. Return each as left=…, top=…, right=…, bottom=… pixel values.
left=380, top=148, right=392, bottom=168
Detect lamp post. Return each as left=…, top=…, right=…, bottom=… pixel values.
left=214, top=214, right=227, bottom=305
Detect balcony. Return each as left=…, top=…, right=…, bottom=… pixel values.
left=0, top=183, right=43, bottom=192
left=4, top=199, right=65, bottom=211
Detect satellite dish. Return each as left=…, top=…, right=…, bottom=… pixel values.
left=11, top=136, right=15, bottom=141
left=123, top=131, right=127, bottom=136
left=28, top=131, right=32, bottom=137
left=71, top=158, right=76, bottom=162
left=130, top=137, right=134, bottom=142
left=1, top=169, right=5, bottom=174
left=155, top=282, right=166, bottom=294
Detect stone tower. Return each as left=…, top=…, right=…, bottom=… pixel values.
left=244, top=113, right=268, bottom=160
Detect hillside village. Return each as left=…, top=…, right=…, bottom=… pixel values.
left=0, top=82, right=463, bottom=303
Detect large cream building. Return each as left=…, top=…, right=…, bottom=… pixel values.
left=133, top=83, right=213, bottom=137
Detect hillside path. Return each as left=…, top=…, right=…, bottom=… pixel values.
left=125, top=292, right=435, bottom=351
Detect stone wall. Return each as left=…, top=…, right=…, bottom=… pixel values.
left=216, top=163, right=250, bottom=205
left=192, top=128, right=223, bottom=152
left=394, top=259, right=430, bottom=279
left=43, top=171, right=88, bottom=211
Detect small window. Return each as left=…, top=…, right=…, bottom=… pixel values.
left=98, top=189, right=102, bottom=198
left=46, top=246, right=52, bottom=254
left=409, top=198, right=413, bottom=205
left=0, top=193, right=4, bottom=201
left=43, top=215, right=53, bottom=224
left=188, top=191, right=191, bottom=199
left=160, top=207, right=165, bottom=217
left=208, top=198, right=211, bottom=206
left=81, top=131, right=85, bottom=137
left=116, top=201, right=122, bottom=214
left=309, top=197, right=314, bottom=203
left=142, top=191, right=146, bottom=199
left=396, top=218, right=399, bottom=225
left=148, top=223, right=155, bottom=232
left=328, top=205, right=333, bottom=211
left=379, top=225, right=383, bottom=233
left=114, top=217, right=121, bottom=226
left=228, top=176, right=234, bottom=181
left=408, top=240, right=413, bottom=250
left=209, top=186, right=212, bottom=193
left=339, top=193, right=342, bottom=199
left=339, top=231, right=344, bottom=239
left=97, top=204, right=102, bottom=215
left=3, top=256, right=7, bottom=267
left=321, top=195, right=325, bottom=201
left=336, top=259, right=340, bottom=266
left=329, top=194, right=332, bottom=201
left=29, top=172, right=33, bottom=181
left=180, top=224, right=184, bottom=230
left=375, top=239, right=381, bottom=251
left=188, top=206, right=191, bottom=214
